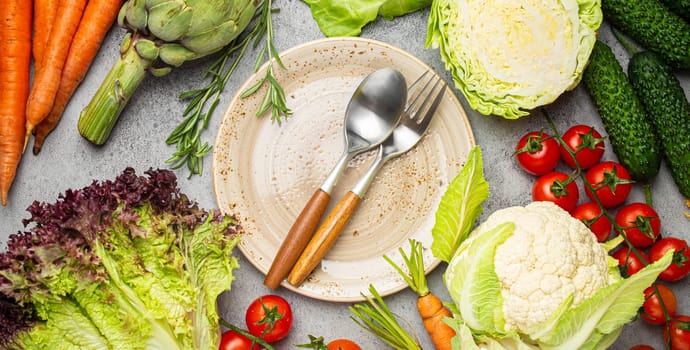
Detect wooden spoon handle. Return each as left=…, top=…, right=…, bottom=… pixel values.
left=287, top=191, right=361, bottom=286
left=263, top=189, right=331, bottom=289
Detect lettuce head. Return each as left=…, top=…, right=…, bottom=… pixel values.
left=426, top=0, right=603, bottom=118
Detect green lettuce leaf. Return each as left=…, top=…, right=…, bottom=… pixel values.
left=431, top=146, right=489, bottom=262
left=0, top=169, right=242, bottom=350
left=18, top=299, right=113, bottom=350
left=184, top=216, right=240, bottom=349
left=303, top=0, right=431, bottom=37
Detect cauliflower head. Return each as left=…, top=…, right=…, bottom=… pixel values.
left=443, top=201, right=673, bottom=349
left=491, top=201, right=611, bottom=331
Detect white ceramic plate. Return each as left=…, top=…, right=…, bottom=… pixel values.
left=212, top=37, right=475, bottom=302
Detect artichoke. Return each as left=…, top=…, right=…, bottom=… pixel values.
left=78, top=0, right=261, bottom=145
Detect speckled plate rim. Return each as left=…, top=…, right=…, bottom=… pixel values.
left=212, top=37, right=476, bottom=302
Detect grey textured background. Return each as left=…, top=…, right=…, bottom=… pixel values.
left=2, top=1, right=688, bottom=348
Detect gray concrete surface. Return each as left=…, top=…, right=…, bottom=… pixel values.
left=1, top=1, right=688, bottom=349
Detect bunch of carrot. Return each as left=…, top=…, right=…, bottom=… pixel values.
left=0, top=0, right=123, bottom=206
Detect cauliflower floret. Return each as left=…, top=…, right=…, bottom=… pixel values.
left=479, top=201, right=610, bottom=332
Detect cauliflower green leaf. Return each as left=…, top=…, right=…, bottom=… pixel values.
left=431, top=146, right=489, bottom=262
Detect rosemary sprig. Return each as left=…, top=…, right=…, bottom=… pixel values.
left=166, top=0, right=291, bottom=176
left=241, top=1, right=292, bottom=125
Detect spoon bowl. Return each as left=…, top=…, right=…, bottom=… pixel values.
left=263, top=67, right=407, bottom=289
left=344, top=69, right=409, bottom=151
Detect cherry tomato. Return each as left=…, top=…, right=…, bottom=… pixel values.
left=584, top=161, right=633, bottom=208
left=612, top=246, right=649, bottom=277
left=515, top=131, right=561, bottom=175
left=615, top=203, right=661, bottom=248
left=219, top=330, right=259, bottom=350
left=327, top=339, right=362, bottom=350
left=571, top=202, right=612, bottom=242
left=532, top=171, right=579, bottom=212
left=641, top=283, right=677, bottom=325
left=649, top=237, right=690, bottom=282
left=629, top=346, right=656, bottom=350
left=665, top=315, right=690, bottom=350
left=560, top=125, right=605, bottom=169
left=245, top=295, right=293, bottom=343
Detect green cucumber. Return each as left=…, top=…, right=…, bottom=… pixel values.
left=582, top=40, right=661, bottom=183
left=628, top=51, right=690, bottom=197
left=659, top=0, right=690, bottom=22
left=602, top=0, right=690, bottom=69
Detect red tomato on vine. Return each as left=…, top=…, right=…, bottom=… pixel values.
left=219, top=330, right=259, bottom=350
left=649, top=237, right=690, bottom=282
left=665, top=315, right=690, bottom=350
left=612, top=246, right=649, bottom=277
left=615, top=202, right=661, bottom=248
left=532, top=171, right=579, bottom=212
left=245, top=294, right=293, bottom=343
left=584, top=161, right=633, bottom=208
left=571, top=202, right=611, bottom=242
left=515, top=131, right=560, bottom=175
left=559, top=125, right=605, bottom=169
left=640, top=283, right=677, bottom=325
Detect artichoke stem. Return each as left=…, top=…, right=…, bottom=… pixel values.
left=78, top=38, right=153, bottom=145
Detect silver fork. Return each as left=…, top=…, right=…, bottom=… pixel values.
left=287, top=71, right=447, bottom=286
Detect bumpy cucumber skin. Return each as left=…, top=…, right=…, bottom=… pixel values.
left=628, top=51, right=690, bottom=197
left=602, top=0, right=690, bottom=69
left=582, top=40, right=661, bottom=182
left=660, top=0, right=690, bottom=22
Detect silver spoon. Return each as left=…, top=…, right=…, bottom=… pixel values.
left=287, top=71, right=446, bottom=287
left=264, top=67, right=407, bottom=289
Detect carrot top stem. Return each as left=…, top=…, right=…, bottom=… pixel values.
left=349, top=285, right=421, bottom=350
left=78, top=33, right=153, bottom=145
left=384, top=239, right=429, bottom=297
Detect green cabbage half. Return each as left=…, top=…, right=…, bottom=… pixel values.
left=427, top=0, right=603, bottom=119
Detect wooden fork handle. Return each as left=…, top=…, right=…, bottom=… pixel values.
left=263, top=189, right=331, bottom=289
left=287, top=191, right=361, bottom=286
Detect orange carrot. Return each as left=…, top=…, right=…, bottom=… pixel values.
left=0, top=0, right=32, bottom=205
left=385, top=239, right=456, bottom=349
left=24, top=0, right=87, bottom=147
left=33, top=0, right=124, bottom=154
left=32, top=0, right=59, bottom=68
left=417, top=292, right=455, bottom=350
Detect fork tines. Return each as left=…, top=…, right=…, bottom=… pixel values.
left=406, top=70, right=446, bottom=125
